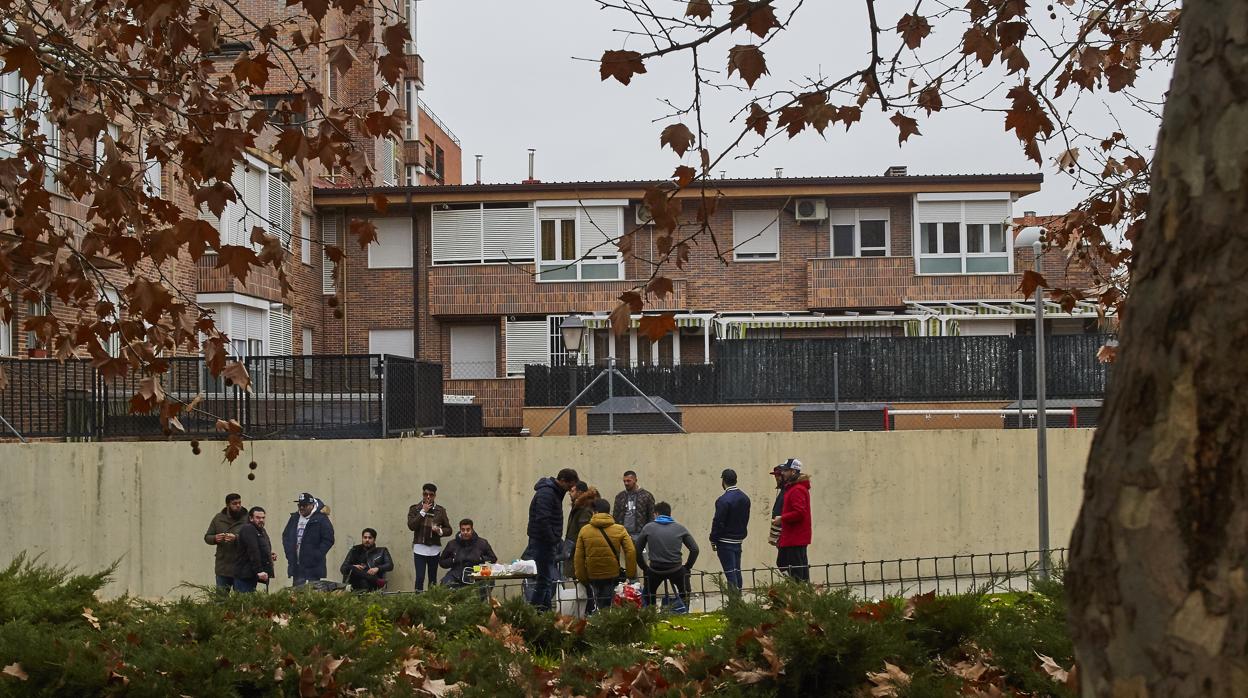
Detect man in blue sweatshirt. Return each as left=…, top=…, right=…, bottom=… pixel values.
left=636, top=501, right=699, bottom=609
left=709, top=468, right=751, bottom=590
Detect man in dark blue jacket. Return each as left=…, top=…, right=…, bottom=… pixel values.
left=525, top=468, right=578, bottom=611
left=710, top=468, right=751, bottom=590
left=282, top=492, right=336, bottom=586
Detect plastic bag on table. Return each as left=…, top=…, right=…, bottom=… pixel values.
left=508, top=559, right=538, bottom=575
left=613, top=581, right=643, bottom=609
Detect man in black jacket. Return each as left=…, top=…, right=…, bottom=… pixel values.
left=525, top=468, right=578, bottom=610
left=339, top=528, right=395, bottom=591
left=234, top=507, right=275, bottom=593
left=439, top=519, right=498, bottom=589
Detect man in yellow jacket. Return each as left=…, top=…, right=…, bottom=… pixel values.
left=574, top=499, right=638, bottom=614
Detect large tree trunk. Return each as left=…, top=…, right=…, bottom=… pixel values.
left=1067, top=0, right=1248, bottom=694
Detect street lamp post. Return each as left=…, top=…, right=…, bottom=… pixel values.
left=559, top=315, right=586, bottom=436
left=1033, top=240, right=1050, bottom=578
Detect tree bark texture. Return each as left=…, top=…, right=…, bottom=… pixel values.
left=1068, top=0, right=1248, bottom=694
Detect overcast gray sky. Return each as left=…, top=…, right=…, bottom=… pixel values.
left=416, top=0, right=1171, bottom=216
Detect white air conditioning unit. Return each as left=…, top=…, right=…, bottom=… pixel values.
left=795, top=199, right=828, bottom=221
left=635, top=204, right=654, bottom=225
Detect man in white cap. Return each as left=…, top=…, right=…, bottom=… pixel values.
left=771, top=458, right=811, bottom=581
left=281, top=492, right=335, bottom=586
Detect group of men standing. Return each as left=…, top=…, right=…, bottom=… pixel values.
left=203, top=459, right=812, bottom=601
left=523, top=460, right=813, bottom=613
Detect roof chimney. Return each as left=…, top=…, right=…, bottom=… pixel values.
left=774, top=167, right=783, bottom=178
left=522, top=148, right=540, bottom=184
left=1024, top=210, right=1036, bottom=218
left=475, top=154, right=482, bottom=185
left=884, top=165, right=908, bottom=177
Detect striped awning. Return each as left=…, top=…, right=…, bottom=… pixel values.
left=715, top=315, right=921, bottom=340
left=582, top=314, right=713, bottom=330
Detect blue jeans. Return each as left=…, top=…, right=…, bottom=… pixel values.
left=715, top=543, right=743, bottom=590
left=528, top=553, right=559, bottom=611
left=215, top=575, right=235, bottom=591
left=414, top=554, right=440, bottom=591
left=232, top=577, right=259, bottom=593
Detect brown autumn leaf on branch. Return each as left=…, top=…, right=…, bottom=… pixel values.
left=729, top=0, right=781, bottom=38
left=727, top=45, right=768, bottom=88
left=685, top=0, right=713, bottom=20
left=889, top=112, right=921, bottom=143
left=639, top=313, right=677, bottom=341
left=660, top=123, right=696, bottom=157
left=896, top=14, right=932, bottom=50
left=599, top=50, right=647, bottom=85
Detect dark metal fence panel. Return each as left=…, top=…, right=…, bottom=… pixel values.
left=384, top=356, right=445, bottom=434
left=96, top=357, right=238, bottom=437
left=244, top=355, right=382, bottom=439
left=526, top=334, right=1112, bottom=407
left=415, top=360, right=445, bottom=431
left=0, top=358, right=95, bottom=438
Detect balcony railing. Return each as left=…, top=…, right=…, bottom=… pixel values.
left=0, top=355, right=443, bottom=441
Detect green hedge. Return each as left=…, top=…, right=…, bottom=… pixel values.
left=0, top=554, right=1076, bottom=696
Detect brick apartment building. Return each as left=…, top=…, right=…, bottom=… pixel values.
left=311, top=169, right=1102, bottom=432
left=0, top=0, right=463, bottom=365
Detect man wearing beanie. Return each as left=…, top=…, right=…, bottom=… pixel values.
left=709, top=469, right=750, bottom=590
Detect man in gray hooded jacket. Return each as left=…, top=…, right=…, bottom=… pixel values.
left=635, top=501, right=699, bottom=609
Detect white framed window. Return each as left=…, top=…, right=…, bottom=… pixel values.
left=320, top=213, right=338, bottom=295
left=0, top=301, right=11, bottom=356
left=141, top=141, right=161, bottom=197
left=432, top=202, right=536, bottom=265
left=267, top=175, right=293, bottom=249
left=916, top=195, right=1012, bottom=274
left=504, top=319, right=548, bottom=376
left=378, top=137, right=397, bottom=186
left=367, top=217, right=413, bottom=268
left=24, top=296, right=49, bottom=354
left=449, top=324, right=497, bottom=379
left=732, top=210, right=781, bottom=260
left=300, top=213, right=312, bottom=265
left=533, top=203, right=624, bottom=281
left=369, top=328, right=413, bottom=358
left=404, top=80, right=419, bottom=140
left=1, top=76, right=58, bottom=191
left=405, top=0, right=418, bottom=53
left=94, top=123, right=121, bottom=171
left=830, top=208, right=890, bottom=257
left=103, top=288, right=122, bottom=357
left=405, top=164, right=420, bottom=186
left=302, top=326, right=314, bottom=378
left=206, top=157, right=286, bottom=248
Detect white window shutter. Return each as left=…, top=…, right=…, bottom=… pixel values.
left=431, top=207, right=484, bottom=262
left=505, top=320, right=549, bottom=375
left=483, top=207, right=535, bottom=262
left=577, top=206, right=621, bottom=259
left=268, top=305, right=292, bottom=355
left=449, top=325, right=497, bottom=379
left=228, top=164, right=246, bottom=246
left=963, top=200, right=1009, bottom=224
left=267, top=173, right=284, bottom=245
left=732, top=210, right=780, bottom=258
left=368, top=328, right=414, bottom=357
left=916, top=201, right=962, bottom=222
left=379, top=138, right=396, bottom=185
left=300, top=214, right=312, bottom=264
left=367, top=217, right=413, bottom=268
left=244, top=166, right=263, bottom=245
left=828, top=209, right=856, bottom=226
left=245, top=306, right=266, bottom=345
left=538, top=207, right=577, bottom=220
left=320, top=214, right=339, bottom=295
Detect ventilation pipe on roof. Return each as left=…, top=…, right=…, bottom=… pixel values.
left=884, top=165, right=908, bottom=176
left=775, top=167, right=783, bottom=178
left=523, top=148, right=540, bottom=184
left=475, top=154, right=482, bottom=184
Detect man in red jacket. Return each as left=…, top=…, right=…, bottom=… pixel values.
left=772, top=458, right=811, bottom=582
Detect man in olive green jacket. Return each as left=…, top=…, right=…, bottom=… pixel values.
left=203, top=493, right=247, bottom=590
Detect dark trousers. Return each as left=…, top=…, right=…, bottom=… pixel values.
left=233, top=577, right=259, bottom=593
left=414, top=554, right=439, bottom=591
left=777, top=546, right=809, bottom=582
left=529, top=554, right=559, bottom=611
left=215, top=575, right=235, bottom=591
left=643, top=567, right=689, bottom=608
left=584, top=579, right=616, bottom=614
left=346, top=568, right=385, bottom=591
left=715, top=543, right=744, bottom=590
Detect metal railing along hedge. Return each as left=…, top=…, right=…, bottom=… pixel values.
left=385, top=548, right=1068, bottom=615
left=525, top=334, right=1111, bottom=407
left=0, top=354, right=443, bottom=441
